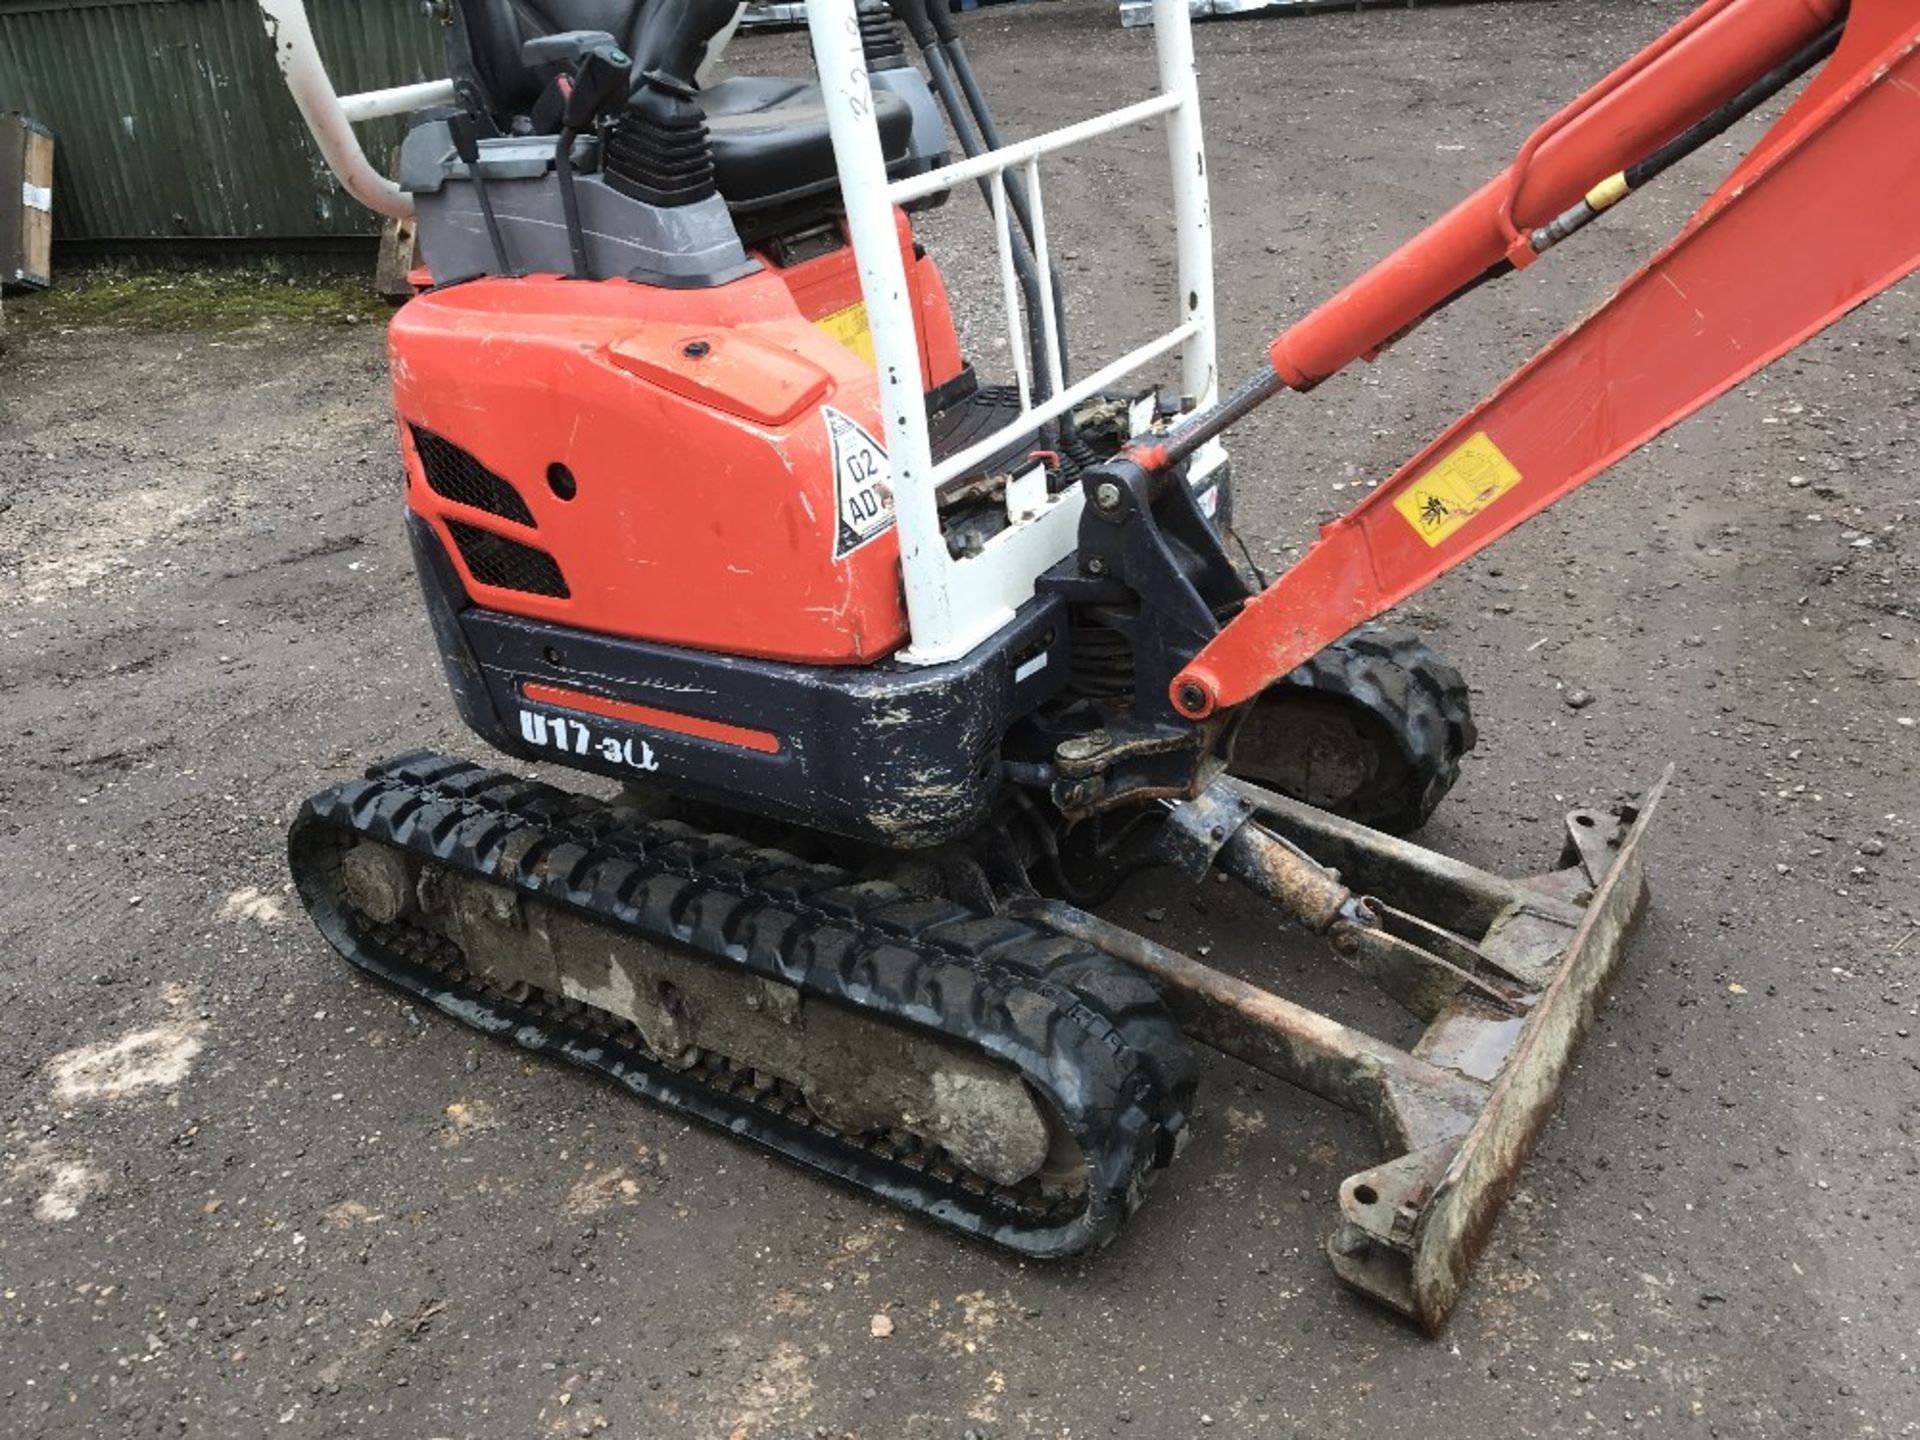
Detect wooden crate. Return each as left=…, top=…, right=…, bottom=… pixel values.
left=2, top=113, right=54, bottom=292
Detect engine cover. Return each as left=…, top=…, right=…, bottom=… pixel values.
left=390, top=263, right=913, bottom=665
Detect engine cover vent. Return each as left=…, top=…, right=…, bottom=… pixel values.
left=445, top=519, right=570, bottom=599
left=411, top=426, right=537, bottom=528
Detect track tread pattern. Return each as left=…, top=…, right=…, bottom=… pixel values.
left=290, top=752, right=1197, bottom=1257
left=1263, top=624, right=1478, bottom=833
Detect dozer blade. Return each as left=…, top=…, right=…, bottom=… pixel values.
left=1018, top=767, right=1670, bottom=1333
left=1317, top=771, right=1669, bottom=1330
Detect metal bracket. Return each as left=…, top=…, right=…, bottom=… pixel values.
left=1050, top=718, right=1226, bottom=820
left=1153, top=780, right=1255, bottom=877
left=1046, top=456, right=1249, bottom=724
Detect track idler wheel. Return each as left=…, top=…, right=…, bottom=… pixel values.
left=1229, top=624, right=1477, bottom=834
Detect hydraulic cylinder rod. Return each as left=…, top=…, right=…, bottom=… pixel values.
left=1266, top=0, right=1847, bottom=392
left=1139, top=0, right=1847, bottom=474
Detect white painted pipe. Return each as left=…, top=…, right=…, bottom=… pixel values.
left=806, top=0, right=955, bottom=659
left=883, top=91, right=1182, bottom=207
left=1154, top=0, right=1219, bottom=409
left=1021, top=155, right=1066, bottom=403
left=989, top=172, right=1034, bottom=411
left=339, top=78, right=457, bottom=124
left=256, top=0, right=414, bottom=218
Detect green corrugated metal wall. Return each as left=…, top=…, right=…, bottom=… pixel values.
left=0, top=0, right=445, bottom=257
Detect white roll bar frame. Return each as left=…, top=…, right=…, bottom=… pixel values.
left=256, top=0, right=454, bottom=219
left=806, top=0, right=1217, bottom=664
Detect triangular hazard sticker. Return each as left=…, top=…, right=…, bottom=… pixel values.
left=825, top=406, right=895, bottom=557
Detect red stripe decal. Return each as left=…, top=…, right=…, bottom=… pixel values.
left=521, top=682, right=782, bottom=755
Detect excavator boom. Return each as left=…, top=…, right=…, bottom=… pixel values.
left=1163, top=0, right=1920, bottom=718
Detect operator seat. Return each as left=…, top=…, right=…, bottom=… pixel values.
left=447, top=0, right=915, bottom=211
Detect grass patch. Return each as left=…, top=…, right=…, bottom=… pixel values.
left=11, top=270, right=390, bottom=331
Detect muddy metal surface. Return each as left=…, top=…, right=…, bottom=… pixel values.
left=3, top=3, right=1917, bottom=1436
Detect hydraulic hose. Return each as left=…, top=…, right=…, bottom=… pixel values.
left=888, top=0, right=1061, bottom=419
left=1144, top=6, right=1853, bottom=476
left=1531, top=15, right=1848, bottom=252
left=940, top=33, right=1073, bottom=381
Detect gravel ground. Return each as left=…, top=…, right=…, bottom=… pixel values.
left=3, top=3, right=1917, bottom=1436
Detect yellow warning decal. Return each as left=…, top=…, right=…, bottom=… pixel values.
left=814, top=301, right=875, bottom=365
left=1393, top=431, right=1522, bottom=547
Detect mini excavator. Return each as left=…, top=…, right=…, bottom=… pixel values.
left=257, top=0, right=1920, bottom=1329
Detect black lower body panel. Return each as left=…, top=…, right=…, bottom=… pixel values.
left=408, top=513, right=1069, bottom=848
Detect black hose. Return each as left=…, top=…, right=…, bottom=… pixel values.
left=556, top=127, right=593, bottom=278
left=918, top=38, right=1056, bottom=419
left=1627, top=17, right=1845, bottom=190
left=890, top=0, right=1064, bottom=429
left=1532, top=17, right=1846, bottom=253
left=944, top=36, right=1073, bottom=380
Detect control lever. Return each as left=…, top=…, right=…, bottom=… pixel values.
left=521, top=31, right=634, bottom=278
left=446, top=111, right=513, bottom=277
left=519, top=28, right=623, bottom=71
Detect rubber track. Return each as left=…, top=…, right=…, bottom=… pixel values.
left=1267, top=624, right=1478, bottom=834
left=288, top=751, right=1197, bottom=1257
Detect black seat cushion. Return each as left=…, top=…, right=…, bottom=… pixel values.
left=704, top=76, right=914, bottom=211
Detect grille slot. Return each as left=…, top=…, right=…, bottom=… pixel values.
left=411, top=426, right=537, bottom=528
left=445, top=520, right=570, bottom=599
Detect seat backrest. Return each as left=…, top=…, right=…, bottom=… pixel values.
left=449, top=0, right=651, bottom=122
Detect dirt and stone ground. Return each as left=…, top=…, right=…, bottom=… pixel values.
left=3, top=2, right=1917, bottom=1435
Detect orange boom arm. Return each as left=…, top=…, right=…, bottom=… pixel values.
left=1159, top=0, right=1920, bottom=719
